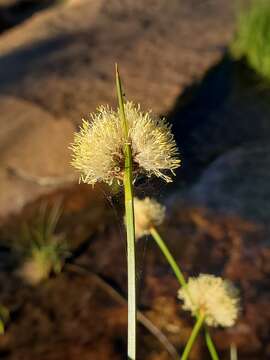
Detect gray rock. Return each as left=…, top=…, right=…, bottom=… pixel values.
left=185, top=144, right=270, bottom=224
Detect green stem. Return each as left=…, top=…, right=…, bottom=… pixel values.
left=0, top=321, right=4, bottom=335
left=205, top=330, right=219, bottom=360
left=180, top=312, right=205, bottom=360
left=116, top=63, right=128, bottom=138
left=116, top=64, right=137, bottom=360
left=150, top=227, right=220, bottom=360
left=124, top=148, right=137, bottom=360
left=230, top=343, right=238, bottom=360
left=150, top=227, right=186, bottom=287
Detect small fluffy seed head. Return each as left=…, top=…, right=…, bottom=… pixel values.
left=178, top=274, right=240, bottom=327
left=133, top=197, right=165, bottom=239
left=70, top=102, right=180, bottom=186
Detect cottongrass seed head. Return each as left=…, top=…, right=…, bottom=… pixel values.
left=133, top=197, right=165, bottom=239
left=178, top=274, right=240, bottom=327
left=70, top=102, right=180, bottom=186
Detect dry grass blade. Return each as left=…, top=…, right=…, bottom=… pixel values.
left=67, top=263, right=179, bottom=360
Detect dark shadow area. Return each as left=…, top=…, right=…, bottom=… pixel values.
left=0, top=0, right=61, bottom=34
left=0, top=34, right=74, bottom=85
left=0, top=29, right=99, bottom=98
left=168, top=54, right=270, bottom=186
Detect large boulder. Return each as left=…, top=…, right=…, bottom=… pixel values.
left=184, top=144, right=270, bottom=224
left=0, top=0, right=235, bottom=218
left=0, top=0, right=61, bottom=33
left=0, top=0, right=234, bottom=120
left=0, top=95, right=75, bottom=220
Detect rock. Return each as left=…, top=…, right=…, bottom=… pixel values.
left=169, top=58, right=270, bottom=183
left=184, top=145, right=270, bottom=224
left=0, top=1, right=18, bottom=6
left=0, top=95, right=76, bottom=220
left=0, top=0, right=61, bottom=33
left=0, top=0, right=235, bottom=217
left=0, top=0, right=234, bottom=120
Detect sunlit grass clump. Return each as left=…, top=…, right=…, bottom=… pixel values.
left=231, top=0, right=270, bottom=81
left=18, top=204, right=69, bottom=285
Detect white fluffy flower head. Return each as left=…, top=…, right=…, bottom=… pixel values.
left=178, top=274, right=240, bottom=327
left=70, top=102, right=180, bottom=185
left=133, top=197, right=165, bottom=239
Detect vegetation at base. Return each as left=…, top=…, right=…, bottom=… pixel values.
left=230, top=0, right=270, bottom=81
left=0, top=305, right=9, bottom=334
left=17, top=202, right=70, bottom=284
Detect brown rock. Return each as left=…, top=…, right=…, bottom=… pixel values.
left=0, top=0, right=235, bottom=217
left=0, top=95, right=76, bottom=220
left=0, top=0, right=234, bottom=120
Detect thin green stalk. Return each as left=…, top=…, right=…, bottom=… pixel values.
left=150, top=227, right=219, bottom=360
left=230, top=343, right=238, bottom=360
left=180, top=312, right=205, bottom=360
left=205, top=330, right=219, bottom=360
left=150, top=227, right=186, bottom=287
left=116, top=63, right=128, bottom=138
left=116, top=64, right=137, bottom=360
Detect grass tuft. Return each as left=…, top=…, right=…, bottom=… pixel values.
left=230, top=0, right=270, bottom=81
left=0, top=305, right=9, bottom=334
left=17, top=202, right=70, bottom=285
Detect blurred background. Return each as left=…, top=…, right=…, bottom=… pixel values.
left=0, top=0, right=269, bottom=359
